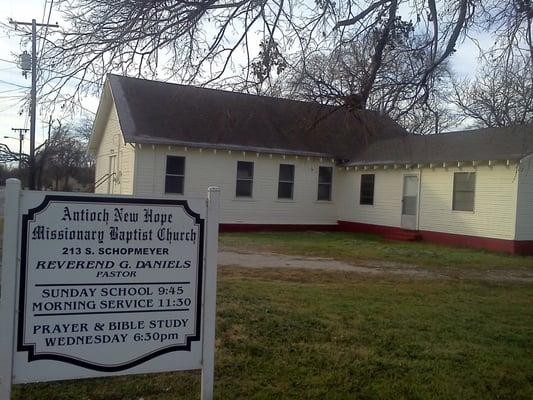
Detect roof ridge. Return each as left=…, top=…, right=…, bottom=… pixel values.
left=440, top=123, right=533, bottom=136
left=107, top=73, right=393, bottom=117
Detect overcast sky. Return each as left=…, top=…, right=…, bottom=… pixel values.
left=0, top=1, right=491, bottom=154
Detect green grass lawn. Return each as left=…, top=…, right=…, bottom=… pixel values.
left=220, top=231, right=533, bottom=271
left=14, top=267, right=533, bottom=400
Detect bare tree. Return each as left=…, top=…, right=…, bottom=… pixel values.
left=475, top=1, right=533, bottom=68
left=11, top=1, right=494, bottom=108
left=397, top=94, right=456, bottom=134
left=0, top=119, right=94, bottom=190
left=3, top=0, right=529, bottom=135
left=0, top=144, right=29, bottom=167
left=451, top=57, right=533, bottom=128
left=282, top=24, right=456, bottom=134
left=39, top=123, right=94, bottom=190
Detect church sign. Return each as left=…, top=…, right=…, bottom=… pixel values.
left=0, top=179, right=220, bottom=399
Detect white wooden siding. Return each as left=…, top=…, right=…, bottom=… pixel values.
left=94, top=103, right=135, bottom=195
left=418, top=165, right=518, bottom=239
left=92, top=99, right=524, bottom=238
left=337, top=164, right=518, bottom=240
left=336, top=169, right=404, bottom=227
left=133, top=146, right=338, bottom=225
left=516, top=154, right=533, bottom=240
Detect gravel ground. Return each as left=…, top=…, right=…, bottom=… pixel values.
left=218, top=249, right=533, bottom=283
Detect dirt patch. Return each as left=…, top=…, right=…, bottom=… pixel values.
left=218, top=249, right=533, bottom=283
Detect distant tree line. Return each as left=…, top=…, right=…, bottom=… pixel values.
left=0, top=119, right=94, bottom=190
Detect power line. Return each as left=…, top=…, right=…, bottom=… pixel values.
left=0, top=79, right=29, bottom=89
left=0, top=87, right=26, bottom=94
left=38, top=0, right=49, bottom=56
left=0, top=103, right=24, bottom=113
left=38, top=0, right=55, bottom=64
left=0, top=58, right=18, bottom=65
left=40, top=0, right=48, bottom=26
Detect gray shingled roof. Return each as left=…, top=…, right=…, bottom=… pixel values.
left=103, top=75, right=533, bottom=164
left=346, top=124, right=533, bottom=165
left=107, top=74, right=407, bottom=159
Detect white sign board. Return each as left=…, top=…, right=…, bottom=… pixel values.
left=0, top=180, right=220, bottom=399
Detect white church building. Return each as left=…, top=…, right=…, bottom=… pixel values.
left=89, top=75, right=533, bottom=254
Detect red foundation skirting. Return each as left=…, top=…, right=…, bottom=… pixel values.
left=220, top=223, right=338, bottom=232
left=338, top=220, right=533, bottom=255
left=337, top=221, right=405, bottom=236
left=512, top=241, right=533, bottom=255
left=218, top=221, right=533, bottom=255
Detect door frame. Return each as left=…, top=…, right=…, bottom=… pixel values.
left=400, top=172, right=420, bottom=230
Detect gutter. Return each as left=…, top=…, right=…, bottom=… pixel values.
left=131, top=136, right=334, bottom=159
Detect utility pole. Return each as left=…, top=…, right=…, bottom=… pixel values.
left=9, top=18, right=58, bottom=189
left=47, top=115, right=53, bottom=142
left=10, top=128, right=29, bottom=169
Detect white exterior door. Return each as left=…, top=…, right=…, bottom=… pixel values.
left=401, top=174, right=418, bottom=230
left=107, top=154, right=116, bottom=194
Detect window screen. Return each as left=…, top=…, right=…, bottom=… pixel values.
left=453, top=172, right=475, bottom=211
left=360, top=174, right=375, bottom=205
left=278, top=164, right=295, bottom=199
left=317, top=166, right=333, bottom=201
left=165, top=156, right=185, bottom=194
left=236, top=161, right=254, bottom=197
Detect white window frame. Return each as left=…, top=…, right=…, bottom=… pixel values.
left=452, top=171, right=476, bottom=212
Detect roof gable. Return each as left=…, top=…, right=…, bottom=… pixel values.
left=88, top=80, right=115, bottom=154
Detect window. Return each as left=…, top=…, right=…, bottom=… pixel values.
left=278, top=164, right=295, bottom=199
left=165, top=156, right=185, bottom=194
left=360, top=174, right=375, bottom=205
left=453, top=172, right=475, bottom=211
left=317, top=166, right=333, bottom=201
left=236, top=161, right=254, bottom=197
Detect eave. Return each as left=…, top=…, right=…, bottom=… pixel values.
left=338, top=158, right=521, bottom=171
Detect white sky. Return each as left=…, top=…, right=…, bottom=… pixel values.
left=0, top=0, right=63, bottom=155
left=0, top=1, right=489, bottom=155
